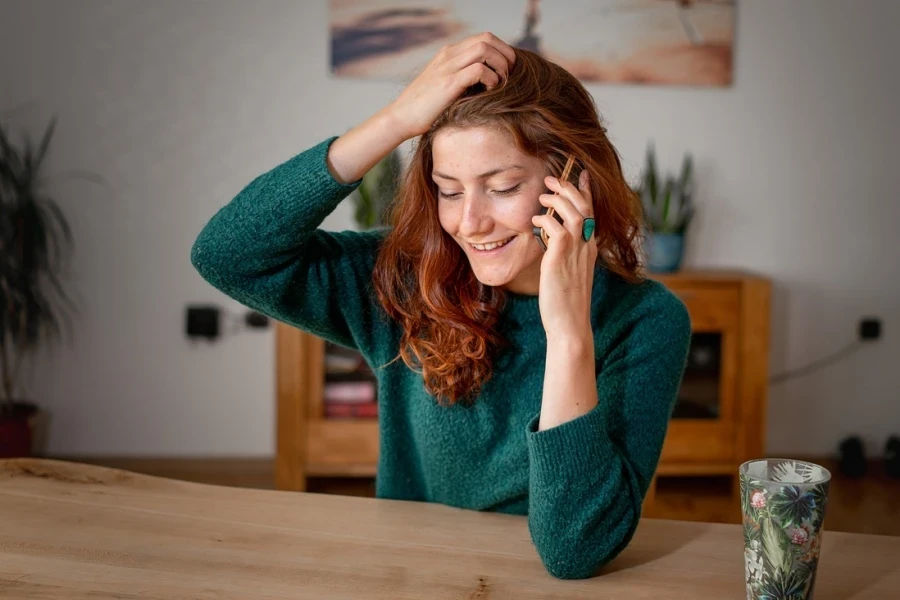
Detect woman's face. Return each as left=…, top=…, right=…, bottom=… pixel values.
left=432, top=126, right=549, bottom=295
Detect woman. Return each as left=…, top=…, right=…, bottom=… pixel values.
left=191, top=32, right=691, bottom=580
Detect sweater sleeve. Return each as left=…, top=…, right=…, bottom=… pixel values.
left=524, top=288, right=691, bottom=579
left=190, top=136, right=394, bottom=358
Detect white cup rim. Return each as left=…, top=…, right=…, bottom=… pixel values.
left=739, top=457, right=832, bottom=485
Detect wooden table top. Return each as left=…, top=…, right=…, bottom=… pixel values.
left=1, top=459, right=897, bottom=599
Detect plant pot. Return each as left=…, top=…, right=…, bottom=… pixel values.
left=647, top=232, right=685, bottom=273
left=0, top=401, right=45, bottom=458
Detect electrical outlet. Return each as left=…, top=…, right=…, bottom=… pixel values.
left=859, top=318, right=881, bottom=341
left=186, top=305, right=220, bottom=340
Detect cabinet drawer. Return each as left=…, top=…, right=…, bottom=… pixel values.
left=661, top=421, right=736, bottom=463
left=306, top=420, right=379, bottom=471
left=666, top=286, right=740, bottom=330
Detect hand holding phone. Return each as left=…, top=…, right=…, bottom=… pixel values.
left=532, top=155, right=579, bottom=251
left=530, top=162, right=598, bottom=348
left=533, top=205, right=563, bottom=251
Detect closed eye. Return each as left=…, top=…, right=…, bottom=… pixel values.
left=437, top=183, right=523, bottom=200
left=494, top=183, right=522, bottom=196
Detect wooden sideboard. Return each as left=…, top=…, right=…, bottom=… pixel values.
left=276, top=270, right=771, bottom=512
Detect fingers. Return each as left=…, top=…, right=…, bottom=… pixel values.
left=545, top=172, right=593, bottom=216
left=463, top=32, right=517, bottom=69
left=448, top=33, right=516, bottom=81
left=532, top=212, right=568, bottom=249
left=449, top=42, right=510, bottom=85
left=538, top=193, right=581, bottom=240
left=457, top=62, right=500, bottom=90
left=541, top=172, right=593, bottom=239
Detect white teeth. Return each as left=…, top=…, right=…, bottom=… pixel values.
left=472, top=237, right=512, bottom=251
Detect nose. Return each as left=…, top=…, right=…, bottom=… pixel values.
left=457, top=193, right=492, bottom=239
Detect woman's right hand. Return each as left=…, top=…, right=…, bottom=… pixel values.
left=326, top=33, right=515, bottom=184
left=386, top=32, right=517, bottom=139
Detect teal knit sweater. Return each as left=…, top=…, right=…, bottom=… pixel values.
left=191, top=136, right=692, bottom=579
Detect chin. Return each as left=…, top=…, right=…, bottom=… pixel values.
left=459, top=236, right=541, bottom=288
left=461, top=253, right=520, bottom=288
left=466, top=256, right=529, bottom=289
left=470, top=269, right=519, bottom=288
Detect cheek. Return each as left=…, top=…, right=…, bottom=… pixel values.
left=501, top=195, right=542, bottom=230
left=437, top=203, right=457, bottom=234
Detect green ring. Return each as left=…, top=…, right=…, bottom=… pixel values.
left=581, top=217, right=596, bottom=242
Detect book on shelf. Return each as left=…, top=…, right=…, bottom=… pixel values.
left=324, top=402, right=378, bottom=419
left=323, top=380, right=376, bottom=404
left=322, top=342, right=378, bottom=420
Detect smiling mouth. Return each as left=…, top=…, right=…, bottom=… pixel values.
left=469, top=236, right=515, bottom=252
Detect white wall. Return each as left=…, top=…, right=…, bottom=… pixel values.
left=1, top=0, right=897, bottom=458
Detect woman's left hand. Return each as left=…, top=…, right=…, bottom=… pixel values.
left=531, top=170, right=598, bottom=345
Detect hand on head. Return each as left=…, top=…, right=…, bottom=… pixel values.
left=387, top=32, right=516, bottom=140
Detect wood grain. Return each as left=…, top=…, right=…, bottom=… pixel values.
left=306, top=420, right=380, bottom=475
left=276, top=321, right=308, bottom=492
left=64, top=456, right=900, bottom=535
left=737, top=276, right=772, bottom=462
left=2, top=459, right=898, bottom=599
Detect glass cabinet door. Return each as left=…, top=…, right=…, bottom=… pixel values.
left=674, top=333, right=723, bottom=420
left=658, top=284, right=741, bottom=466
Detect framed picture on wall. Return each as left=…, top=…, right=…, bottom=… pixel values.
left=329, top=0, right=736, bottom=87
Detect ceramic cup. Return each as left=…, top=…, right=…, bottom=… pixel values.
left=740, top=458, right=831, bottom=599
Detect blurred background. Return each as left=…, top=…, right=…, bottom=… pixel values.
left=1, top=0, right=897, bottom=534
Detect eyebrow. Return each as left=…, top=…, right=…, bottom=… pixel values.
left=432, top=165, right=526, bottom=181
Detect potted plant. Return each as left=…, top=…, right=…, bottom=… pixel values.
left=0, top=116, right=93, bottom=457
left=351, top=148, right=402, bottom=230
left=636, top=143, right=695, bottom=273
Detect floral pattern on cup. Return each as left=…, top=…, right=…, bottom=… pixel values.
left=740, top=459, right=831, bottom=600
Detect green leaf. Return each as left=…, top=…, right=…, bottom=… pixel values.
left=808, top=483, right=829, bottom=529
left=740, top=472, right=752, bottom=516
left=794, top=556, right=818, bottom=591
left=743, top=522, right=761, bottom=546
left=640, top=186, right=654, bottom=214
left=757, top=568, right=806, bottom=600
left=353, top=149, right=401, bottom=230
left=669, top=187, right=682, bottom=226
left=794, top=558, right=819, bottom=585
left=769, top=486, right=816, bottom=528
left=678, top=152, right=693, bottom=196
left=637, top=144, right=695, bottom=233
left=661, top=177, right=672, bottom=223
left=645, top=143, right=658, bottom=203
left=761, top=517, right=792, bottom=578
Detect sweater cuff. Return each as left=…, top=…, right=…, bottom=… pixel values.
left=272, top=135, right=362, bottom=203
left=258, top=136, right=363, bottom=228
left=526, top=403, right=616, bottom=482
left=298, top=135, right=364, bottom=191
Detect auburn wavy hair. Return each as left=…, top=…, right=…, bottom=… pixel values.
left=373, top=47, right=644, bottom=406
